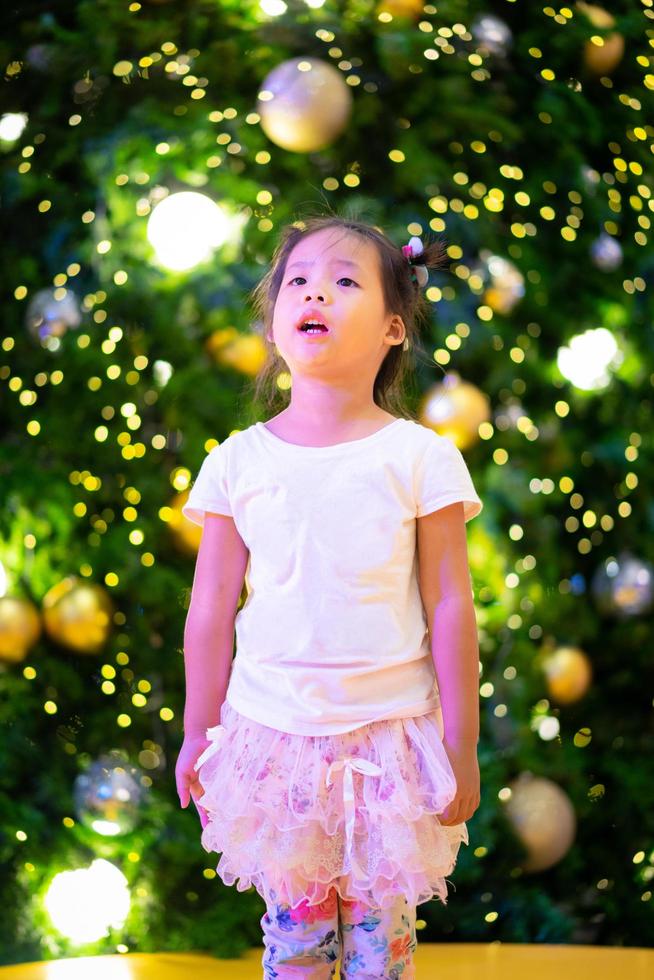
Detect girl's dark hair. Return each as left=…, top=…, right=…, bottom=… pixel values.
left=240, top=205, right=449, bottom=425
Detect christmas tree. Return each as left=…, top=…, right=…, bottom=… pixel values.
left=1, top=0, right=653, bottom=965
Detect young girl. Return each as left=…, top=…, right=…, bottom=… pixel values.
left=176, top=216, right=483, bottom=979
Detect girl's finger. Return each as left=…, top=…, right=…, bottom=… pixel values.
left=192, top=795, right=208, bottom=828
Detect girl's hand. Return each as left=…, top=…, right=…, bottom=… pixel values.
left=175, top=732, right=211, bottom=829
left=439, top=738, right=481, bottom=826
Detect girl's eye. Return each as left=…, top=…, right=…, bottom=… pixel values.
left=288, top=276, right=357, bottom=287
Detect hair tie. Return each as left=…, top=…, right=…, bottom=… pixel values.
left=402, top=236, right=429, bottom=288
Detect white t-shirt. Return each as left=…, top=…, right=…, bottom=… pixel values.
left=182, top=417, right=483, bottom=736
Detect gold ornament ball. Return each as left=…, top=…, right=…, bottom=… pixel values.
left=42, top=577, right=114, bottom=654
left=420, top=374, right=490, bottom=451
left=577, top=2, right=625, bottom=76
left=0, top=595, right=42, bottom=664
left=170, top=490, right=202, bottom=556
left=583, top=31, right=624, bottom=76
left=542, top=645, right=593, bottom=704
left=504, top=773, right=576, bottom=872
left=206, top=329, right=268, bottom=376
left=258, top=57, right=352, bottom=153
left=376, top=0, right=425, bottom=19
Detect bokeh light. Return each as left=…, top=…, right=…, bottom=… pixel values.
left=44, top=859, right=130, bottom=944
left=146, top=191, right=231, bottom=271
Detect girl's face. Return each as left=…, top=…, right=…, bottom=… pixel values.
left=269, top=228, right=404, bottom=375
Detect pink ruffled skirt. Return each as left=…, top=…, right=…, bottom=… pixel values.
left=194, top=699, right=468, bottom=913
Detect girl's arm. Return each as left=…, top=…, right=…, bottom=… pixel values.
left=183, top=512, right=249, bottom=736
left=417, top=500, right=480, bottom=744
left=183, top=607, right=235, bottom=736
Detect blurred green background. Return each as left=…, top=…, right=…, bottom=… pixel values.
left=1, top=0, right=653, bottom=965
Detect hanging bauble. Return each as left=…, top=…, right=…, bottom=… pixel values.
left=580, top=163, right=600, bottom=195
left=481, top=252, right=525, bottom=315
left=26, top=44, right=56, bottom=72
left=541, top=645, right=593, bottom=704
left=73, top=752, right=144, bottom=836
left=257, top=57, right=352, bottom=153
left=205, top=328, right=267, bottom=376
left=0, top=595, right=42, bottom=664
left=590, top=232, right=622, bottom=272
left=375, top=0, right=424, bottom=20
left=577, top=3, right=625, bottom=76
left=419, top=372, right=491, bottom=451
left=25, top=288, right=82, bottom=344
left=591, top=551, right=654, bottom=618
left=169, top=490, right=202, bottom=556
left=504, top=773, right=577, bottom=872
left=42, top=576, right=114, bottom=654
left=470, top=14, right=513, bottom=59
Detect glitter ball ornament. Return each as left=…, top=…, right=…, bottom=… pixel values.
left=74, top=752, right=145, bottom=836
left=504, top=773, right=576, bottom=872
left=25, top=288, right=82, bottom=344
left=257, top=57, right=352, bottom=153
left=590, top=232, right=622, bottom=272
left=591, top=551, right=653, bottom=618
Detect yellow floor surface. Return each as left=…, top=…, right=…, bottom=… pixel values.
left=1, top=945, right=653, bottom=979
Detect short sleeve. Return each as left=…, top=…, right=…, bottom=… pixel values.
left=415, top=434, right=483, bottom=523
left=182, top=441, right=232, bottom=526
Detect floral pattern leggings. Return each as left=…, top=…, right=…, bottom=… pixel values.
left=261, top=885, right=417, bottom=979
